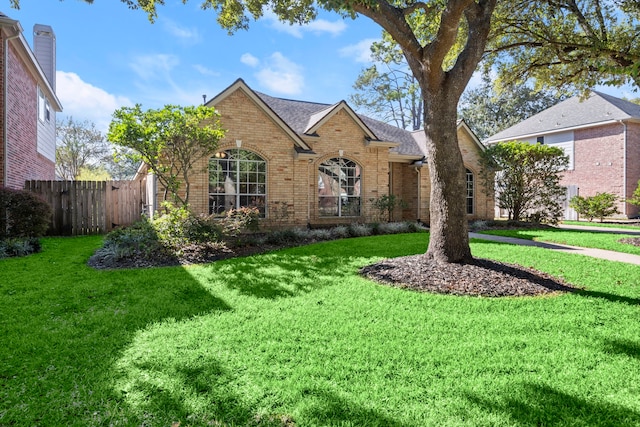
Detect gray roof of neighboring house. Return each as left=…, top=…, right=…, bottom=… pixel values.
left=254, top=91, right=424, bottom=157
left=485, top=91, right=640, bottom=143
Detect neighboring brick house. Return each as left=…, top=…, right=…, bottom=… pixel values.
left=144, top=78, right=493, bottom=228
left=0, top=13, right=62, bottom=189
left=485, top=92, right=640, bottom=219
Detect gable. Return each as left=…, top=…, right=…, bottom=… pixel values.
left=207, top=79, right=312, bottom=153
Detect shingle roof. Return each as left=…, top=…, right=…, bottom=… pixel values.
left=254, top=91, right=422, bottom=157
left=485, top=91, right=640, bottom=143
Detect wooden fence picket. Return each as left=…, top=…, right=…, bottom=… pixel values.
left=23, top=180, right=146, bottom=236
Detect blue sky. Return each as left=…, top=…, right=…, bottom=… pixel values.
left=7, top=0, right=382, bottom=132
left=5, top=0, right=637, bottom=134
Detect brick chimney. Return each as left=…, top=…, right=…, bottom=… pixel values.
left=33, top=24, right=55, bottom=91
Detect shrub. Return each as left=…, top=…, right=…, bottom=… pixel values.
left=369, top=195, right=407, bottom=223
left=348, top=223, right=372, bottom=237
left=0, top=237, right=41, bottom=259
left=101, top=218, right=161, bottom=260
left=0, top=188, right=52, bottom=238
left=628, top=180, right=640, bottom=208
left=152, top=204, right=222, bottom=250
left=217, top=207, right=260, bottom=237
left=570, top=193, right=620, bottom=222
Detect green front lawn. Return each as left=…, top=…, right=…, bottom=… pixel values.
left=562, top=220, right=640, bottom=230
left=1, top=234, right=639, bottom=426
left=480, top=228, right=640, bottom=255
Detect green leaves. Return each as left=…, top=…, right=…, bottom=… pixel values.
left=480, top=140, right=569, bottom=223
left=108, top=104, right=226, bottom=206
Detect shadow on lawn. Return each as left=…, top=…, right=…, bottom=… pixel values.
left=465, top=382, right=640, bottom=426
left=298, top=387, right=407, bottom=427
left=602, top=338, right=640, bottom=360
left=472, top=238, right=640, bottom=305
left=0, top=236, right=233, bottom=425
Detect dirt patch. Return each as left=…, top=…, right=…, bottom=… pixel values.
left=619, top=237, right=640, bottom=247
left=360, top=256, right=578, bottom=297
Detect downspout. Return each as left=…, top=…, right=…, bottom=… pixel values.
left=619, top=120, right=628, bottom=217
left=3, top=32, right=20, bottom=188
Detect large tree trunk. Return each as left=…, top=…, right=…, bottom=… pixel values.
left=423, top=89, right=472, bottom=263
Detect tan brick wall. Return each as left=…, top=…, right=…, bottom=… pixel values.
left=156, top=88, right=492, bottom=227
left=385, top=130, right=493, bottom=224
left=458, top=130, right=494, bottom=220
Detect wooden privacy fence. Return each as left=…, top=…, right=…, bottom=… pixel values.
left=24, top=180, right=146, bottom=236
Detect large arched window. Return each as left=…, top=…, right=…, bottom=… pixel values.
left=318, top=157, right=361, bottom=217
left=209, top=149, right=266, bottom=217
left=466, top=168, right=474, bottom=215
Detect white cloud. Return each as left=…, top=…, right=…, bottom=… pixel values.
left=339, top=38, right=378, bottom=63
left=193, top=64, right=220, bottom=77
left=56, top=71, right=132, bottom=133
left=129, top=54, right=180, bottom=81
left=240, top=53, right=260, bottom=68
left=262, top=11, right=346, bottom=38
left=254, top=52, right=304, bottom=95
left=162, top=18, right=202, bottom=44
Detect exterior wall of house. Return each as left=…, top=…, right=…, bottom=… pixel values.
left=625, top=122, right=640, bottom=218
left=3, top=42, right=54, bottom=189
left=305, top=109, right=391, bottom=227
left=0, top=34, right=5, bottom=187
left=390, top=130, right=494, bottom=225
left=459, top=130, right=494, bottom=221
left=158, top=88, right=493, bottom=228
left=564, top=124, right=628, bottom=217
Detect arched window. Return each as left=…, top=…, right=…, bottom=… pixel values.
left=466, top=168, right=474, bottom=215
left=209, top=149, right=266, bottom=217
left=318, top=157, right=361, bottom=217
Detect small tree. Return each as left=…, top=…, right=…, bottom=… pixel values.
left=108, top=104, right=225, bottom=206
left=570, top=193, right=620, bottom=222
left=369, top=194, right=408, bottom=223
left=480, top=141, right=569, bottom=223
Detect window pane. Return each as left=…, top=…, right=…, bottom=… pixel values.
left=209, top=149, right=267, bottom=217
left=318, top=157, right=361, bottom=217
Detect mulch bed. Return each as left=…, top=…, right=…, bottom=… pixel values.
left=87, top=229, right=582, bottom=298
left=619, top=237, right=640, bottom=247
left=360, top=256, right=579, bottom=297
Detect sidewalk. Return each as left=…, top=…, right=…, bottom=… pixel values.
left=469, top=230, right=640, bottom=265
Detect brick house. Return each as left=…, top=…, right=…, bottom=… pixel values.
left=0, top=13, right=61, bottom=189
left=144, top=78, right=494, bottom=228
left=485, top=92, right=640, bottom=219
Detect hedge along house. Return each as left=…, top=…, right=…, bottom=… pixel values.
left=143, top=78, right=494, bottom=228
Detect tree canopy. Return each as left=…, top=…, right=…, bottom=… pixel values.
left=487, top=0, right=640, bottom=92
left=56, top=117, right=111, bottom=180
left=108, top=104, right=225, bottom=206
left=459, top=74, right=566, bottom=140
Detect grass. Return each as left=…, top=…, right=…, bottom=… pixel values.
left=562, top=220, right=640, bottom=230
left=2, top=233, right=640, bottom=426
left=480, top=228, right=640, bottom=255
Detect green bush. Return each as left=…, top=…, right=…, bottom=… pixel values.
left=570, top=192, right=620, bottom=222
left=369, top=195, right=407, bottom=223
left=0, top=188, right=52, bottom=238
left=0, top=237, right=41, bottom=259
left=152, top=204, right=221, bottom=250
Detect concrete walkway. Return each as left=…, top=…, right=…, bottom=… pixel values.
left=470, top=225, right=640, bottom=265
